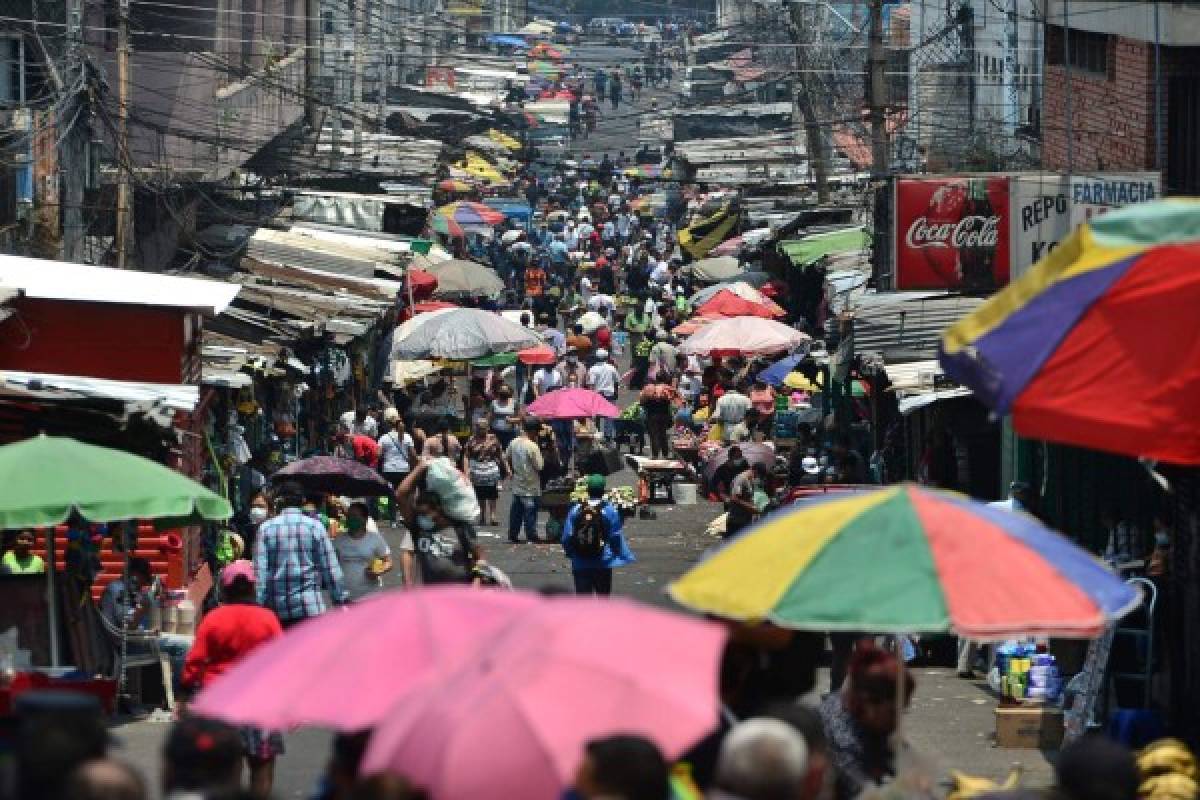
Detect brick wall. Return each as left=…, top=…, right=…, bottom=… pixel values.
left=1042, top=31, right=1156, bottom=173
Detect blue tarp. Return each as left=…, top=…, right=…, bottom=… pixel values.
left=484, top=199, right=533, bottom=229
left=758, top=354, right=805, bottom=386
left=486, top=34, right=529, bottom=49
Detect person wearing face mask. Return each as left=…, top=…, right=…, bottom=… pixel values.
left=396, top=461, right=485, bottom=585
left=243, top=492, right=271, bottom=556
left=333, top=502, right=394, bottom=601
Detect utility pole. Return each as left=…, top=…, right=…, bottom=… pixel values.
left=305, top=0, right=321, bottom=129
left=352, top=0, right=365, bottom=166
left=115, top=0, right=132, bottom=267
left=867, top=0, right=888, bottom=179
left=787, top=2, right=830, bottom=204
left=377, top=0, right=388, bottom=136
left=60, top=0, right=86, bottom=263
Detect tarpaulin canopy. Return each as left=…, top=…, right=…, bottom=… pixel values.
left=778, top=227, right=870, bottom=268
left=687, top=256, right=744, bottom=283
left=678, top=204, right=738, bottom=260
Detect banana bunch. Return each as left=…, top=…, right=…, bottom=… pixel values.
left=1139, top=739, right=1198, bottom=799
left=947, top=768, right=1021, bottom=800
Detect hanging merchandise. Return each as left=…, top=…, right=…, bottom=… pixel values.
left=236, top=385, right=258, bottom=415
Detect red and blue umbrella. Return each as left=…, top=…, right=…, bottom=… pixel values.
left=940, top=199, right=1200, bottom=464
left=429, top=201, right=506, bottom=237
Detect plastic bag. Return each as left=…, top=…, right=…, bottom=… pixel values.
left=425, top=457, right=481, bottom=523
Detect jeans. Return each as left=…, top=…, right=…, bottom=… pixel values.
left=573, top=567, right=613, bottom=595
left=599, top=394, right=617, bottom=439
left=508, top=494, right=540, bottom=542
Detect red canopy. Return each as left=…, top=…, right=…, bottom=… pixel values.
left=696, top=289, right=784, bottom=320
left=407, top=268, right=439, bottom=300
left=517, top=345, right=557, bottom=366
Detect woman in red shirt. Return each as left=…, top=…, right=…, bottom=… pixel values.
left=182, top=560, right=283, bottom=798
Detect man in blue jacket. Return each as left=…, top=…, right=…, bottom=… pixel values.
left=561, top=474, right=635, bottom=595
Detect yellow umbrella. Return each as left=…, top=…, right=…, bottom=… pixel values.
left=783, top=372, right=819, bottom=392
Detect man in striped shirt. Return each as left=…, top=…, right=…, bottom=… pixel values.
left=254, top=481, right=346, bottom=627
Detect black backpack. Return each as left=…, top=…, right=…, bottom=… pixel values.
left=570, top=503, right=611, bottom=559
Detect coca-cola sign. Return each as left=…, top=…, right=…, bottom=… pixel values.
left=894, top=177, right=1011, bottom=290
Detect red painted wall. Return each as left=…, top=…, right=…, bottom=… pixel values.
left=0, top=298, right=188, bottom=384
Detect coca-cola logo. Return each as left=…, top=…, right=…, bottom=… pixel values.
left=905, top=215, right=1001, bottom=250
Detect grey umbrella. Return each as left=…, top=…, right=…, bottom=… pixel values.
left=391, top=308, right=541, bottom=360
left=688, top=256, right=745, bottom=283
left=426, top=259, right=506, bottom=298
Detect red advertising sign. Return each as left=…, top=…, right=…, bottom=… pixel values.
left=894, top=176, right=1010, bottom=291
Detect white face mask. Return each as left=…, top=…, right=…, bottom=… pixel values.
left=249, top=507, right=268, bottom=524
left=417, top=514, right=437, bottom=531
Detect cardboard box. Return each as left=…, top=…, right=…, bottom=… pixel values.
left=994, top=706, right=1064, bottom=749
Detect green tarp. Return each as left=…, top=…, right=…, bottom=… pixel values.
left=779, top=227, right=870, bottom=268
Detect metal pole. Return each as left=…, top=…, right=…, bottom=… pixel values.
left=115, top=0, right=132, bottom=268
left=1063, top=0, right=1073, bottom=174
left=61, top=0, right=85, bottom=262
left=353, top=0, right=365, bottom=166
left=305, top=0, right=321, bottom=128
left=1153, top=0, right=1162, bottom=172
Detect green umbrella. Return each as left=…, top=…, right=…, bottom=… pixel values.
left=0, top=435, right=232, bottom=529
left=471, top=352, right=519, bottom=367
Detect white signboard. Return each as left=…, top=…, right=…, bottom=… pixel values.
left=1009, top=172, right=1161, bottom=279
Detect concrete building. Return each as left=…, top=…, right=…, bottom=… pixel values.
left=1040, top=0, right=1200, bottom=194
left=905, top=0, right=1042, bottom=170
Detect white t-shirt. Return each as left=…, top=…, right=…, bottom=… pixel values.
left=378, top=430, right=415, bottom=474
left=650, top=263, right=670, bottom=285
left=616, top=214, right=631, bottom=236
left=534, top=367, right=563, bottom=395
left=335, top=530, right=391, bottom=601
left=588, top=363, right=621, bottom=397
left=580, top=276, right=594, bottom=300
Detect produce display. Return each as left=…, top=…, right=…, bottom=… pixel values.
left=568, top=478, right=638, bottom=513
left=619, top=402, right=646, bottom=420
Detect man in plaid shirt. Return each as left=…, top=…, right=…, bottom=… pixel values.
left=254, top=481, right=346, bottom=627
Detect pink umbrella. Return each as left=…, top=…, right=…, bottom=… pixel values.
left=679, top=317, right=810, bottom=358
left=190, top=587, right=542, bottom=731
left=525, top=387, right=620, bottom=419
left=361, top=598, right=726, bottom=800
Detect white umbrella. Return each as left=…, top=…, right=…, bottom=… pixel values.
left=426, top=259, right=506, bottom=298
left=679, top=317, right=810, bottom=357
left=576, top=311, right=609, bottom=334
left=392, top=309, right=541, bottom=360
left=690, top=280, right=775, bottom=308
left=688, top=256, right=744, bottom=283
left=388, top=360, right=442, bottom=385
left=501, top=230, right=522, bottom=244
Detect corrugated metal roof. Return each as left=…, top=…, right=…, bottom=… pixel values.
left=0, top=371, right=200, bottom=427
left=845, top=291, right=984, bottom=364
left=0, top=255, right=239, bottom=314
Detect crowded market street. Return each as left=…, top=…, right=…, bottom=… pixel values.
left=0, top=6, right=1195, bottom=800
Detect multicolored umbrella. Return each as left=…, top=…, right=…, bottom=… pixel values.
left=436, top=178, right=476, bottom=193
left=940, top=199, right=1200, bottom=464
left=679, top=317, right=809, bottom=357
left=360, top=598, right=726, bottom=800
left=528, top=60, right=562, bottom=79
left=529, top=42, right=566, bottom=60
left=526, top=388, right=620, bottom=420
left=272, top=456, right=393, bottom=498
left=669, top=484, right=1140, bottom=640
left=430, top=201, right=506, bottom=237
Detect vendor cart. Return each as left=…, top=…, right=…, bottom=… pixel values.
left=540, top=484, right=575, bottom=541
left=624, top=455, right=696, bottom=505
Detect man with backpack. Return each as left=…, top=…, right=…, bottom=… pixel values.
left=560, top=474, right=635, bottom=595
